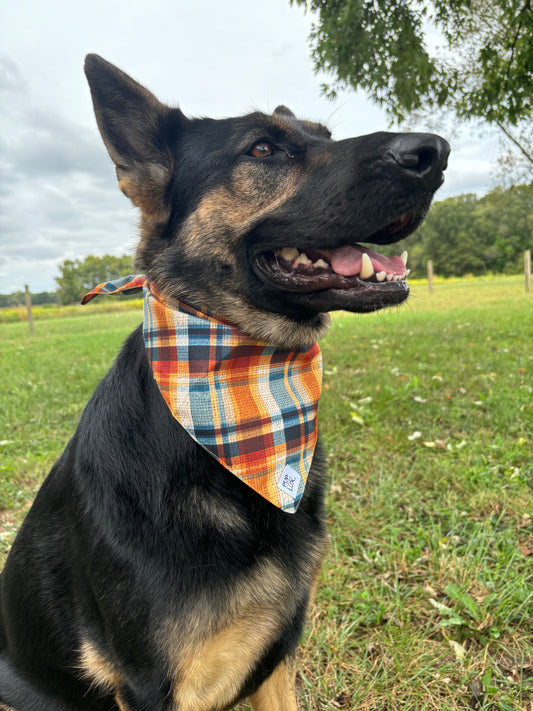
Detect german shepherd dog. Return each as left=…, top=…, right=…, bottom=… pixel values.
left=0, top=55, right=449, bottom=710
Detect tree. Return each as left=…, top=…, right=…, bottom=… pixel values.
left=0, top=291, right=57, bottom=307
left=292, top=0, right=533, bottom=174
left=387, top=183, right=533, bottom=277
left=55, top=254, right=134, bottom=305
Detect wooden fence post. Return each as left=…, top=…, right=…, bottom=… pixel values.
left=525, top=250, right=531, bottom=293
left=427, top=260, right=434, bottom=293
left=25, top=284, right=34, bottom=335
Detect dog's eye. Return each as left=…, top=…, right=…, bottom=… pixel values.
left=249, top=141, right=273, bottom=158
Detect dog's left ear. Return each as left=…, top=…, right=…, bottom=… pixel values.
left=85, top=54, right=185, bottom=215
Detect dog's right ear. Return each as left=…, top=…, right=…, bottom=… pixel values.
left=84, top=54, right=185, bottom=215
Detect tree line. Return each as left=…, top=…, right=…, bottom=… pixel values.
left=0, top=291, right=58, bottom=308
left=0, top=255, right=134, bottom=307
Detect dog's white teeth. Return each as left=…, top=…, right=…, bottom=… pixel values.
left=276, top=248, right=330, bottom=271
left=360, top=253, right=374, bottom=279
left=275, top=247, right=406, bottom=281
left=294, top=252, right=313, bottom=266
left=280, top=247, right=299, bottom=261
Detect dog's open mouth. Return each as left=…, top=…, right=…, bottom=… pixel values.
left=254, top=212, right=413, bottom=298
left=258, top=242, right=408, bottom=290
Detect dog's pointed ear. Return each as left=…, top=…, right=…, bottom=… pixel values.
left=84, top=54, right=185, bottom=214
left=273, top=105, right=296, bottom=118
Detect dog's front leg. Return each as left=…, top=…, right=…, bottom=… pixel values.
left=249, top=656, right=298, bottom=711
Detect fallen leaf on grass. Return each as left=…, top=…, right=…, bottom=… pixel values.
left=423, top=439, right=447, bottom=449
left=507, top=668, right=521, bottom=683
left=350, top=411, right=364, bottom=426
left=518, top=535, right=533, bottom=556
left=449, top=639, right=467, bottom=661
left=331, top=691, right=351, bottom=708
left=429, top=598, right=454, bottom=615
left=469, top=678, right=484, bottom=709
left=447, top=439, right=467, bottom=451
left=366, top=641, right=381, bottom=659
left=518, top=513, right=532, bottom=528
left=357, top=396, right=373, bottom=405
left=476, top=613, right=493, bottom=631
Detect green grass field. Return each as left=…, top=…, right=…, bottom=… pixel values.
left=1, top=275, right=532, bottom=710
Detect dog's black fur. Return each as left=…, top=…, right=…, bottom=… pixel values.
left=0, top=55, right=449, bottom=710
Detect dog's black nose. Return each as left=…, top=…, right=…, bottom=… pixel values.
left=386, top=133, right=450, bottom=188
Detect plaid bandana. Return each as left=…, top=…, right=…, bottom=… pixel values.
left=82, top=276, right=322, bottom=513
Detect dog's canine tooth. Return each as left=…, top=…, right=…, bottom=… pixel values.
left=360, top=253, right=374, bottom=279
left=376, top=271, right=386, bottom=282
left=400, top=251, right=408, bottom=267
left=280, top=247, right=299, bottom=261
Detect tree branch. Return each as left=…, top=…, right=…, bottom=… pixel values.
left=496, top=120, right=533, bottom=165
left=504, top=0, right=530, bottom=89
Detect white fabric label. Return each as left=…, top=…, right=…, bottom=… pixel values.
left=277, top=465, right=302, bottom=497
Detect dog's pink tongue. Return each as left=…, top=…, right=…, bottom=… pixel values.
left=320, top=244, right=405, bottom=277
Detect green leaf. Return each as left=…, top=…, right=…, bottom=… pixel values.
left=439, top=616, right=468, bottom=627
left=444, top=583, right=481, bottom=619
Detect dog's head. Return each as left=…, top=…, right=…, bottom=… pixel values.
left=85, top=54, right=449, bottom=347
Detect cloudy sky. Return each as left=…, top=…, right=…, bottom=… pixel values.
left=0, top=0, right=501, bottom=294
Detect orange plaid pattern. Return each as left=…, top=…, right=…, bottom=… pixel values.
left=83, top=277, right=322, bottom=513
